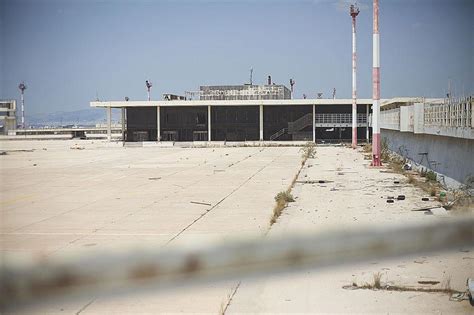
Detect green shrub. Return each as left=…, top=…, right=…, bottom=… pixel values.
left=426, top=170, right=437, bottom=182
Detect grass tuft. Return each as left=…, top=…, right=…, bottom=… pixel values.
left=373, top=272, right=382, bottom=289
left=300, top=142, right=316, bottom=160
left=426, top=170, right=437, bottom=182
left=270, top=190, right=294, bottom=225
left=381, top=138, right=391, bottom=162
left=274, top=190, right=295, bottom=203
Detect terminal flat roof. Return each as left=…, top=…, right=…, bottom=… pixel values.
left=90, top=97, right=442, bottom=109
left=90, top=99, right=374, bottom=108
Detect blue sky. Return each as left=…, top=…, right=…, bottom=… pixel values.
left=1, top=0, right=472, bottom=114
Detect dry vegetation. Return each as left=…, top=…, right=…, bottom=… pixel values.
left=269, top=142, right=316, bottom=226
left=347, top=273, right=461, bottom=295
left=364, top=138, right=473, bottom=212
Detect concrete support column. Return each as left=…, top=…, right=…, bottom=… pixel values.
left=471, top=100, right=474, bottom=128
left=413, top=102, right=424, bottom=134
left=157, top=106, right=161, bottom=141
left=312, top=104, right=316, bottom=143
left=121, top=108, right=125, bottom=141
left=259, top=104, right=264, bottom=141
left=106, top=106, right=112, bottom=141
left=366, top=104, right=370, bottom=142
left=208, top=105, right=212, bottom=141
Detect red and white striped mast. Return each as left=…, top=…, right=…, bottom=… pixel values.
left=350, top=4, right=359, bottom=149
left=371, top=0, right=382, bottom=166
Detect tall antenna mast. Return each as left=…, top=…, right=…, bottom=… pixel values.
left=350, top=3, right=360, bottom=149
left=145, top=80, right=153, bottom=101
left=18, top=82, right=27, bottom=129
left=371, top=0, right=382, bottom=166
left=250, top=68, right=253, bottom=85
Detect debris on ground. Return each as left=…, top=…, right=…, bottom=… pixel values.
left=296, top=180, right=333, bottom=184
left=190, top=201, right=212, bottom=206
left=428, top=207, right=449, bottom=217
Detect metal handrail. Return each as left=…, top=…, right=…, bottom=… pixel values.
left=270, top=128, right=287, bottom=140
left=315, top=113, right=367, bottom=124
left=288, top=113, right=313, bottom=132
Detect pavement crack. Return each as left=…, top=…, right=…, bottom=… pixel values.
left=166, top=149, right=281, bottom=245
left=75, top=298, right=96, bottom=315
left=220, top=281, right=241, bottom=315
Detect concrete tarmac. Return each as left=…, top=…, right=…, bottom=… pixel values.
left=1, top=140, right=301, bottom=314
left=1, top=141, right=472, bottom=314
left=227, top=146, right=473, bottom=314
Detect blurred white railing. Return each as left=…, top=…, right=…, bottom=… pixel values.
left=1, top=217, right=472, bottom=310
left=424, top=96, right=473, bottom=128
left=380, top=96, right=473, bottom=139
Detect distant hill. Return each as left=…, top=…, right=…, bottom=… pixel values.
left=26, top=108, right=121, bottom=127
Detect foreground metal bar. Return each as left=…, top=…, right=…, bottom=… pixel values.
left=1, top=218, right=473, bottom=309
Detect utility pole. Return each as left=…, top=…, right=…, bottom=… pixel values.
left=18, top=82, right=27, bottom=129
left=350, top=4, right=360, bottom=149
left=372, top=0, right=382, bottom=166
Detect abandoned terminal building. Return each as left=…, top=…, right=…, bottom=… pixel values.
left=92, top=83, right=376, bottom=143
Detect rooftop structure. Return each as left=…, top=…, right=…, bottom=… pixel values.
left=199, top=84, right=291, bottom=101
left=0, top=100, right=17, bottom=135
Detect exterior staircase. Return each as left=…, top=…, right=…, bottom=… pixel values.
left=269, top=113, right=313, bottom=140
left=288, top=113, right=313, bottom=133
left=269, top=128, right=288, bottom=140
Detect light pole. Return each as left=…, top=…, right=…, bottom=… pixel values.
left=18, top=82, right=27, bottom=129
left=146, top=80, right=152, bottom=101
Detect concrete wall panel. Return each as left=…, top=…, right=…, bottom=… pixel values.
left=382, top=129, right=474, bottom=186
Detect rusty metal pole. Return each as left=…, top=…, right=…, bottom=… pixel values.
left=350, top=5, right=359, bottom=149
left=371, top=0, right=382, bottom=166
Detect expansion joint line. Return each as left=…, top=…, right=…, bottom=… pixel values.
left=220, top=281, right=241, bottom=315
left=166, top=149, right=283, bottom=245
